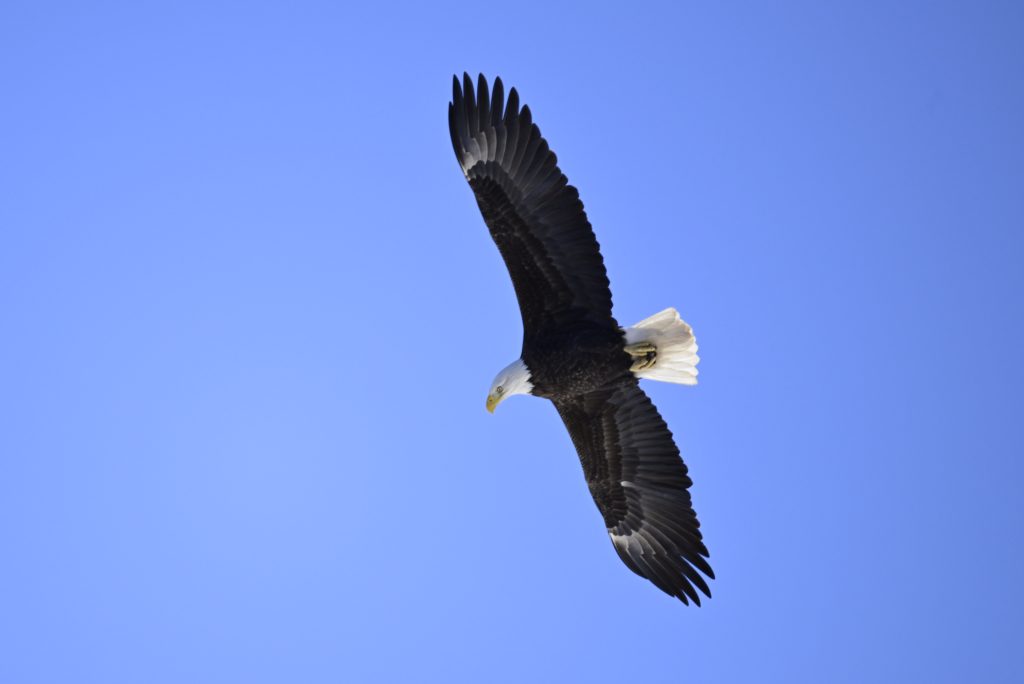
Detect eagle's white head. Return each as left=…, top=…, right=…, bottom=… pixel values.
left=486, top=358, right=534, bottom=413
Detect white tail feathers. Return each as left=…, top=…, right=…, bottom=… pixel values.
left=624, top=308, right=700, bottom=385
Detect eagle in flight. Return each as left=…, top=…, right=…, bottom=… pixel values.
left=449, top=74, right=713, bottom=605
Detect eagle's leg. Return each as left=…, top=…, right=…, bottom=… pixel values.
left=625, top=342, right=658, bottom=372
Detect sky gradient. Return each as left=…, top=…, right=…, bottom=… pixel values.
left=2, top=2, right=1022, bottom=682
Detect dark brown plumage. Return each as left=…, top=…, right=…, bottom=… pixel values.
left=449, top=73, right=713, bottom=605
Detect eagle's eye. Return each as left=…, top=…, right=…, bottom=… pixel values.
left=496, top=385, right=504, bottom=394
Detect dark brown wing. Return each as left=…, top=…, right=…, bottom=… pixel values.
left=449, top=73, right=615, bottom=338
left=553, top=379, right=714, bottom=605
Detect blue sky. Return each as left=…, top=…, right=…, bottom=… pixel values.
left=2, top=2, right=1022, bottom=682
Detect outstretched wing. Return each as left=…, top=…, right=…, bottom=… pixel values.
left=553, top=380, right=714, bottom=605
left=449, top=73, right=615, bottom=338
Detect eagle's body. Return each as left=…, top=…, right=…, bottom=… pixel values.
left=523, top=325, right=630, bottom=399
left=449, top=74, right=713, bottom=605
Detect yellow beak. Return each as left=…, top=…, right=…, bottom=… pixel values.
left=485, top=394, right=499, bottom=414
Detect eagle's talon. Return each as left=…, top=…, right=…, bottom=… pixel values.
left=630, top=354, right=658, bottom=372
left=625, top=342, right=657, bottom=356
left=626, top=341, right=658, bottom=371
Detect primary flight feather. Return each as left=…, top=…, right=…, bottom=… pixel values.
left=449, top=73, right=713, bottom=605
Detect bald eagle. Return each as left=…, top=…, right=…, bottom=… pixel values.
left=449, top=74, right=713, bottom=605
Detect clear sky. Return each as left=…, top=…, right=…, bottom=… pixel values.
left=2, top=2, right=1022, bottom=682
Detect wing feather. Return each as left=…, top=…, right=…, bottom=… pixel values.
left=554, top=380, right=714, bottom=605
left=449, top=74, right=615, bottom=337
